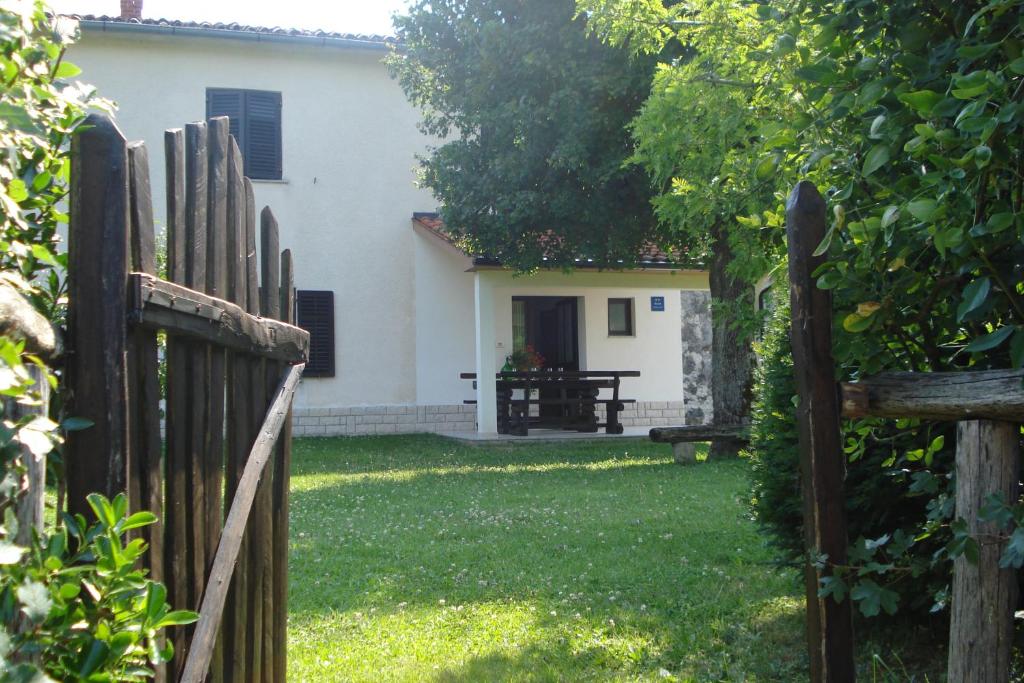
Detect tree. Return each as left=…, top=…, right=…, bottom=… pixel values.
left=578, top=0, right=794, bottom=455
left=585, top=0, right=1024, bottom=620
left=389, top=0, right=661, bottom=271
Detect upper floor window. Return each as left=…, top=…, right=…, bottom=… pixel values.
left=206, top=88, right=282, bottom=180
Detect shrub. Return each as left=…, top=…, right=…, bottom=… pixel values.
left=0, top=494, right=197, bottom=681
left=747, top=295, right=955, bottom=619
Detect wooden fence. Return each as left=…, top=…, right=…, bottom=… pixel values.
left=64, top=113, right=309, bottom=683
left=786, top=181, right=1023, bottom=682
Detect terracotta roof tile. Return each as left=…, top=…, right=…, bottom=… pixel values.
left=412, top=212, right=681, bottom=269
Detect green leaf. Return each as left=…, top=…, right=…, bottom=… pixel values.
left=850, top=579, right=899, bottom=617
left=53, top=61, right=81, bottom=79
left=8, top=179, right=28, bottom=203
left=965, top=325, right=1015, bottom=352
left=843, top=312, right=873, bottom=333
left=61, top=416, right=94, bottom=431
left=881, top=205, right=899, bottom=228
left=812, top=224, right=835, bottom=257
left=755, top=156, right=777, bottom=180
left=156, top=610, right=200, bottom=628
left=907, top=199, right=938, bottom=222
left=985, top=212, right=1015, bottom=233
left=974, top=145, right=992, bottom=168
left=121, top=511, right=157, bottom=531
left=77, top=639, right=110, bottom=678
left=899, top=90, right=943, bottom=114
left=957, top=276, right=990, bottom=321
left=861, top=144, right=890, bottom=176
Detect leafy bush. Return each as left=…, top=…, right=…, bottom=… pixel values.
left=748, top=296, right=955, bottom=619
left=1, top=494, right=197, bottom=682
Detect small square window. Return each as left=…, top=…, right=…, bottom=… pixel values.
left=608, top=298, right=633, bottom=336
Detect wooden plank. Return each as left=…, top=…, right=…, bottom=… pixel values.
left=166, top=129, right=186, bottom=283
left=272, top=249, right=293, bottom=683
left=226, top=139, right=246, bottom=310
left=841, top=369, right=1024, bottom=421
left=185, top=121, right=210, bottom=664
left=223, top=135, right=248, bottom=683
left=649, top=424, right=750, bottom=443
left=163, top=126, right=190, bottom=682
left=178, top=363, right=305, bottom=683
left=244, top=179, right=264, bottom=683
left=948, top=420, right=1019, bottom=683
left=205, top=116, right=229, bottom=683
left=66, top=113, right=130, bottom=517
left=126, top=141, right=165, bottom=587
left=128, top=274, right=309, bottom=362
left=259, top=208, right=281, bottom=683
left=244, top=179, right=260, bottom=317
left=785, top=180, right=855, bottom=682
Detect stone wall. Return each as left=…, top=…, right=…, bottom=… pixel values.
left=292, top=404, right=475, bottom=437
left=292, top=400, right=686, bottom=436
left=680, top=290, right=713, bottom=425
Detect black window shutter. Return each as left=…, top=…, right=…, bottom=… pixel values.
left=206, top=88, right=244, bottom=143
left=296, top=290, right=335, bottom=377
left=244, top=90, right=282, bottom=180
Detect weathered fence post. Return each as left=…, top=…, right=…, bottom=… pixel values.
left=66, top=113, right=130, bottom=517
left=785, top=181, right=855, bottom=681
left=948, top=420, right=1019, bottom=682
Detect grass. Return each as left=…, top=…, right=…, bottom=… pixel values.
left=286, top=435, right=806, bottom=681
left=285, top=435, right=943, bottom=682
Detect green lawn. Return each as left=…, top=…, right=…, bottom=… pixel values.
left=286, top=435, right=808, bottom=681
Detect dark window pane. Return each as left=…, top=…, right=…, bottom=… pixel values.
left=608, top=298, right=633, bottom=336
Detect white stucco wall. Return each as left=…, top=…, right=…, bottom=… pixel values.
left=67, top=29, right=437, bottom=410
left=412, top=228, right=476, bottom=405
left=477, top=269, right=706, bottom=401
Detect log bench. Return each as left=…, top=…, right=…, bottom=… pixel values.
left=649, top=423, right=750, bottom=464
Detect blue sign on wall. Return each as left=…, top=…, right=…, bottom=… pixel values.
left=650, top=296, right=665, bottom=312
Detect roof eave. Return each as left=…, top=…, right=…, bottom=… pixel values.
left=76, top=18, right=393, bottom=51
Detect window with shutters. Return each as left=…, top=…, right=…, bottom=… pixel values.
left=206, top=88, right=282, bottom=180
left=295, top=290, right=335, bottom=377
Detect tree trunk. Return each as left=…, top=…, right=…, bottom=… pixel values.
left=708, top=222, right=755, bottom=459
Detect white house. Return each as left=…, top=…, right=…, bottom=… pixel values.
left=66, top=9, right=713, bottom=437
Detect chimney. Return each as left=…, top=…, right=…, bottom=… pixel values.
left=119, top=0, right=142, bottom=20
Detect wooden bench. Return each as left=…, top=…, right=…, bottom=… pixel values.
left=649, top=423, right=750, bottom=464
left=461, top=370, right=639, bottom=435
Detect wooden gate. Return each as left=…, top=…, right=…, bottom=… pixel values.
left=64, top=113, right=309, bottom=683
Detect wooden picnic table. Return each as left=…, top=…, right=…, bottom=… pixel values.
left=461, top=370, right=640, bottom=435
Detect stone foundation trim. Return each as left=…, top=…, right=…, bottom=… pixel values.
left=292, top=400, right=686, bottom=437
